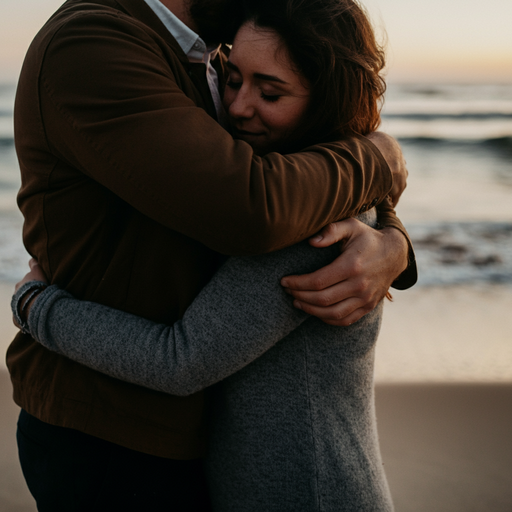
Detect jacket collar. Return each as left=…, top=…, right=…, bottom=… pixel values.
left=113, top=0, right=190, bottom=63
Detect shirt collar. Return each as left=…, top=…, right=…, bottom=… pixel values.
left=143, top=0, right=219, bottom=62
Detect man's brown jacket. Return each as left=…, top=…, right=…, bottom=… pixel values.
left=8, top=0, right=416, bottom=459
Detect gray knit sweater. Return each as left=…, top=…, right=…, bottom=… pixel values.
left=22, top=209, right=393, bottom=511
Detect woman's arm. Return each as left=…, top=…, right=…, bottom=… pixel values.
left=18, top=242, right=341, bottom=396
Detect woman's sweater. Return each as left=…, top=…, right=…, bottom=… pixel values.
left=19, top=209, right=393, bottom=511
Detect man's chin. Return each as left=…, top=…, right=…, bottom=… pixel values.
left=187, top=0, right=244, bottom=44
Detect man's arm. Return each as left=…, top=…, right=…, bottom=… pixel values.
left=30, top=11, right=392, bottom=255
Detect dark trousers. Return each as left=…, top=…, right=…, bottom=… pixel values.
left=17, top=410, right=212, bottom=512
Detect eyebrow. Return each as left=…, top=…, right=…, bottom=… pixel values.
left=226, top=61, right=289, bottom=85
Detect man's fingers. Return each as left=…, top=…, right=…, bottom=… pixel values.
left=284, top=279, right=361, bottom=308
left=308, top=219, right=356, bottom=248
left=285, top=286, right=342, bottom=308
left=281, top=260, right=349, bottom=292
left=282, top=217, right=405, bottom=326
left=292, top=297, right=366, bottom=326
left=321, top=306, right=372, bottom=327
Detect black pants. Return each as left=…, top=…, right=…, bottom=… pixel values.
left=17, top=410, right=212, bottom=512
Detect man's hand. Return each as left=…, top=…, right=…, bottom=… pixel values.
left=366, top=132, right=408, bottom=207
left=280, top=219, right=409, bottom=326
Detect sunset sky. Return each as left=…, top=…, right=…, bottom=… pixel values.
left=1, top=0, right=511, bottom=83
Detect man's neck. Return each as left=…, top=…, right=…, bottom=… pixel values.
left=159, top=0, right=198, bottom=33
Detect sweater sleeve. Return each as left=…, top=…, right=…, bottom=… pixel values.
left=25, top=242, right=340, bottom=396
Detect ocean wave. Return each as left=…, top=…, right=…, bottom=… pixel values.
left=483, top=136, right=512, bottom=152
left=381, top=115, right=512, bottom=141
left=383, top=113, right=512, bottom=121
left=0, top=136, right=14, bottom=147
left=0, top=179, right=20, bottom=191
left=0, top=213, right=511, bottom=287
left=408, top=222, right=512, bottom=287
left=397, top=135, right=512, bottom=147
left=0, top=212, right=29, bottom=283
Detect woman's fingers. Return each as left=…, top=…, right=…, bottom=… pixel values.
left=14, top=259, right=48, bottom=293
left=27, top=259, right=48, bottom=282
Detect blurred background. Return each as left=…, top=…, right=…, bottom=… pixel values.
left=0, top=0, right=511, bottom=511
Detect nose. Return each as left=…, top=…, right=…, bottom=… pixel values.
left=227, top=87, right=255, bottom=120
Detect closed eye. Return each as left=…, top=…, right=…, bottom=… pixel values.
left=261, top=92, right=281, bottom=103
left=226, top=80, right=242, bottom=90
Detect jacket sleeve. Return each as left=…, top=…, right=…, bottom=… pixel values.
left=376, top=197, right=418, bottom=289
left=25, top=243, right=341, bottom=396
left=34, top=11, right=393, bottom=256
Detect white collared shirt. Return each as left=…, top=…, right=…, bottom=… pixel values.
left=144, top=0, right=227, bottom=124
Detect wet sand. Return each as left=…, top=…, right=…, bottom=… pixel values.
left=376, top=383, right=512, bottom=512
left=1, top=283, right=512, bottom=511
left=376, top=285, right=512, bottom=383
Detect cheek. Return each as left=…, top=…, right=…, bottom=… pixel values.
left=222, top=88, right=236, bottom=112
left=262, top=103, right=307, bottom=135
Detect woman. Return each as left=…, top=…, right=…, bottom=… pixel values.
left=14, top=0, right=395, bottom=510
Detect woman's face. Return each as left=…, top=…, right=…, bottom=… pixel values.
left=223, top=22, right=311, bottom=154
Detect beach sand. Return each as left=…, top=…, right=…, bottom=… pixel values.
left=1, top=282, right=511, bottom=511
left=376, top=285, right=512, bottom=383
left=377, top=382, right=512, bottom=512
left=0, top=283, right=35, bottom=512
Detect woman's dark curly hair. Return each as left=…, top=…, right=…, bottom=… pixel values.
left=239, top=0, right=386, bottom=150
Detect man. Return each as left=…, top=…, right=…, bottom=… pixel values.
left=9, top=0, right=416, bottom=509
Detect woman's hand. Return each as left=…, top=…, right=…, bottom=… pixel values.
left=13, top=259, right=49, bottom=329
left=15, top=258, right=48, bottom=292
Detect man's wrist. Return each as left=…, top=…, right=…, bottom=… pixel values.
left=380, top=226, right=410, bottom=278
left=379, top=225, right=418, bottom=290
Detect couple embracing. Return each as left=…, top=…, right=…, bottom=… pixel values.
left=10, top=0, right=416, bottom=510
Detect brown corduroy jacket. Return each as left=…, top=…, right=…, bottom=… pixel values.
left=8, top=0, right=416, bottom=459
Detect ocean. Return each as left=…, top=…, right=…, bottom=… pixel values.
left=0, top=82, right=511, bottom=285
